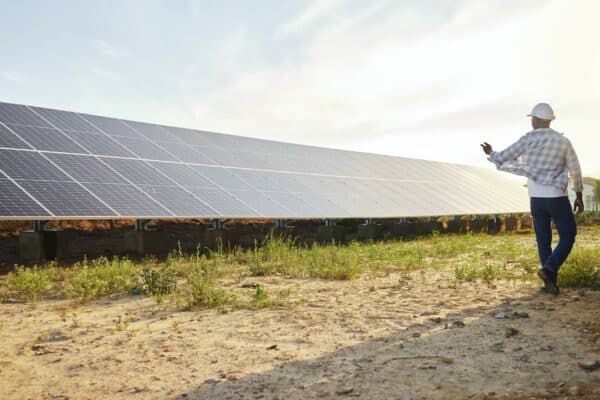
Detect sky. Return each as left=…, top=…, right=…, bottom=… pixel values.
left=1, top=0, right=599, bottom=177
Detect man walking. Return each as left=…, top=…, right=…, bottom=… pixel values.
left=481, top=103, right=584, bottom=295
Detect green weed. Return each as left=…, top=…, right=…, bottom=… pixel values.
left=64, top=257, right=137, bottom=302
left=559, top=248, right=600, bottom=289
left=139, top=265, right=177, bottom=303
left=6, top=265, right=57, bottom=302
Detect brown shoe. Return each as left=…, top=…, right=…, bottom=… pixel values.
left=538, top=269, right=559, bottom=295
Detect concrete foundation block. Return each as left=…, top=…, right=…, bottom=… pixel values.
left=316, top=225, right=345, bottom=243
left=446, top=220, right=467, bottom=234
left=504, top=216, right=518, bottom=232
left=272, top=227, right=297, bottom=241
left=357, top=224, right=382, bottom=241
left=204, top=228, right=242, bottom=250
left=415, top=221, right=435, bottom=235
left=55, top=230, right=75, bottom=261
left=125, top=231, right=180, bottom=255
left=389, top=223, right=410, bottom=238
left=19, top=231, right=56, bottom=264
left=469, top=219, right=486, bottom=233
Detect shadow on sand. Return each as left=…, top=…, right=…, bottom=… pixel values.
left=179, top=289, right=600, bottom=400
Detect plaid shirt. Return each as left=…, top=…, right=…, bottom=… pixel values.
left=489, top=128, right=583, bottom=192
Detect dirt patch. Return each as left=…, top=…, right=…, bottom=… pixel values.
left=1, top=270, right=598, bottom=399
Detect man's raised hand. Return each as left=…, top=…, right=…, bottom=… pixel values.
left=480, top=142, right=493, bottom=155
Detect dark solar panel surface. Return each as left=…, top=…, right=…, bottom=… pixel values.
left=0, top=101, right=529, bottom=219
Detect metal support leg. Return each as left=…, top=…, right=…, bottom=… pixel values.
left=275, top=219, right=287, bottom=228
left=364, top=218, right=375, bottom=225
left=324, top=219, right=336, bottom=227
left=210, top=219, right=225, bottom=230
left=134, top=219, right=150, bottom=232
left=32, top=220, right=49, bottom=232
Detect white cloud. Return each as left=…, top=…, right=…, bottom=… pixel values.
left=0, top=70, right=30, bottom=83
left=187, top=0, right=599, bottom=174
left=88, top=66, right=121, bottom=80
left=93, top=39, right=129, bottom=58
left=277, top=0, right=341, bottom=35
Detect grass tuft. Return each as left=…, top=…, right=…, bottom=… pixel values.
left=6, top=264, right=57, bottom=302
left=559, top=248, right=600, bottom=289
left=63, top=257, right=138, bottom=302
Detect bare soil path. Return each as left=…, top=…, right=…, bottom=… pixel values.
left=1, top=268, right=599, bottom=399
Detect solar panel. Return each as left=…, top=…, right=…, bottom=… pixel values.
left=82, top=183, right=172, bottom=217
left=0, top=101, right=530, bottom=220
left=0, top=103, right=51, bottom=127
left=61, top=131, right=135, bottom=157
left=111, top=136, right=178, bottom=161
left=0, top=179, right=51, bottom=217
left=7, top=125, right=89, bottom=153
left=18, top=180, right=114, bottom=217
left=0, top=149, right=71, bottom=181
left=44, top=153, right=127, bottom=184
left=79, top=113, right=142, bottom=138
left=30, top=106, right=100, bottom=133
left=0, top=124, right=32, bottom=149
left=139, top=185, right=219, bottom=217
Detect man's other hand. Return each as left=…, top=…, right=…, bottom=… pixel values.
left=480, top=142, right=493, bottom=155
left=574, top=192, right=584, bottom=214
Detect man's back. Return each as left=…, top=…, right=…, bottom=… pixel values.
left=490, top=128, right=582, bottom=192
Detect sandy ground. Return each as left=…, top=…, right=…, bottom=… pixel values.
left=1, top=269, right=599, bottom=400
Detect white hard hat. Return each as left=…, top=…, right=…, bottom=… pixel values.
left=527, top=103, right=555, bottom=120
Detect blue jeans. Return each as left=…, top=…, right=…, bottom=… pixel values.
left=530, top=196, right=577, bottom=274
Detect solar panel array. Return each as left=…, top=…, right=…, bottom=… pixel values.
left=0, top=101, right=529, bottom=220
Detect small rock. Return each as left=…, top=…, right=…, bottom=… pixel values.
left=491, top=342, right=505, bottom=353
left=572, top=296, right=580, bottom=302
left=512, top=311, right=529, bottom=318
left=203, top=379, right=220, bottom=385
left=452, top=320, right=465, bottom=328
left=316, top=390, right=329, bottom=397
left=429, top=316, right=442, bottom=324
left=3, top=297, right=26, bottom=304
left=412, top=332, right=421, bottom=338
left=439, top=356, right=454, bottom=364
left=335, top=387, right=354, bottom=395
left=517, top=354, right=530, bottom=363
left=266, top=344, right=278, bottom=350
left=577, top=360, right=600, bottom=371
left=540, top=345, right=554, bottom=352
left=494, top=312, right=507, bottom=319
left=505, top=327, right=519, bottom=338
left=241, top=283, right=258, bottom=288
